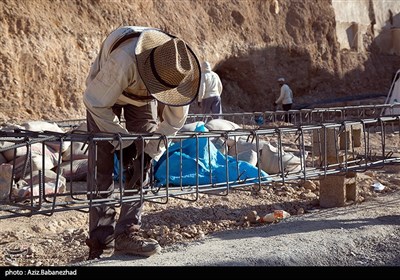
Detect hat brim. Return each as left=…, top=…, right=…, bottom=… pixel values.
left=135, top=29, right=200, bottom=106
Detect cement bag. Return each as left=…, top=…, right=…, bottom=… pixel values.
left=56, top=159, right=88, bottom=181
left=0, top=124, right=28, bottom=162
left=67, top=122, right=87, bottom=132
left=180, top=121, right=208, bottom=132
left=259, top=143, right=301, bottom=174
left=0, top=141, right=28, bottom=161
left=21, top=121, right=70, bottom=153
left=21, top=120, right=64, bottom=133
left=204, top=119, right=241, bottom=131
left=62, top=122, right=88, bottom=161
left=62, top=141, right=89, bottom=161
left=12, top=145, right=60, bottom=180
left=228, top=140, right=256, bottom=156
left=212, top=137, right=228, bottom=154
left=1, top=141, right=60, bottom=162
left=236, top=150, right=258, bottom=167
left=173, top=122, right=209, bottom=144
left=0, top=163, right=13, bottom=201
left=16, top=181, right=66, bottom=199
left=205, top=119, right=243, bottom=147
left=228, top=139, right=268, bottom=156
left=21, top=170, right=66, bottom=192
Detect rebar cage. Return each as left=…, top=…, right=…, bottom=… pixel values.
left=1, top=104, right=399, bottom=218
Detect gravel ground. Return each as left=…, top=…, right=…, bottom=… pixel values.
left=82, top=189, right=400, bottom=267
left=1, top=164, right=400, bottom=268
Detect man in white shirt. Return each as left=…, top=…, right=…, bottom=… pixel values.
left=274, top=77, right=294, bottom=122
left=83, top=26, right=200, bottom=260
left=197, top=61, right=223, bottom=118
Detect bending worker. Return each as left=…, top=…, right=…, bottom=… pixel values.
left=83, top=26, right=201, bottom=260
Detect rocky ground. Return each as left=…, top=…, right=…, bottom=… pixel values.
left=0, top=162, right=399, bottom=267
left=86, top=189, right=400, bottom=267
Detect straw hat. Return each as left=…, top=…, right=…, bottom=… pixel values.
left=135, top=29, right=200, bottom=106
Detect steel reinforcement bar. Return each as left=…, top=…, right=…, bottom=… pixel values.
left=0, top=108, right=399, bottom=219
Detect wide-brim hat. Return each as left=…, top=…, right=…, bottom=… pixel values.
left=135, top=29, right=200, bottom=106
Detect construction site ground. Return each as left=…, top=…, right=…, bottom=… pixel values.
left=86, top=188, right=400, bottom=267
left=0, top=161, right=400, bottom=267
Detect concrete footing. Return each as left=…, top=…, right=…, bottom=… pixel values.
left=319, top=172, right=357, bottom=208
left=313, top=124, right=363, bottom=166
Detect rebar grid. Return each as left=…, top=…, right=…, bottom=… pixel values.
left=0, top=105, right=399, bottom=219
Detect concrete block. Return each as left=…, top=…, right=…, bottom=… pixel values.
left=312, top=128, right=339, bottom=158
left=313, top=124, right=363, bottom=165
left=350, top=124, right=363, bottom=147
left=341, top=123, right=363, bottom=149
left=339, top=130, right=352, bottom=150
left=319, top=172, right=358, bottom=208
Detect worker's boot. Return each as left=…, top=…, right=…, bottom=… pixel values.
left=85, top=238, right=114, bottom=260
left=115, top=230, right=161, bottom=257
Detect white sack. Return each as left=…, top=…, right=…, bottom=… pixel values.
left=180, top=121, right=208, bottom=132
left=236, top=150, right=258, bottom=167
left=259, top=143, right=301, bottom=174
left=56, top=159, right=88, bottom=181
left=21, top=121, right=70, bottom=153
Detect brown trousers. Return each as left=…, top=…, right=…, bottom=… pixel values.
left=86, top=101, right=158, bottom=246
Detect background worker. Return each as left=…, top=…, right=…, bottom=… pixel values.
left=83, top=26, right=200, bottom=260
left=274, top=77, right=294, bottom=122
left=197, top=61, right=223, bottom=118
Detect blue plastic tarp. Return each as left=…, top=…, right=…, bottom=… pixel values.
left=154, top=124, right=270, bottom=186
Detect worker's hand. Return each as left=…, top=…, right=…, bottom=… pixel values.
left=116, top=142, right=137, bottom=168
left=125, top=152, right=152, bottom=190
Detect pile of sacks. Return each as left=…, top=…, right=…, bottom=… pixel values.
left=0, top=121, right=88, bottom=202
left=0, top=118, right=306, bottom=202
left=180, top=119, right=305, bottom=175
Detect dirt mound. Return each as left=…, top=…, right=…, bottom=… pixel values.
left=1, top=0, right=399, bottom=123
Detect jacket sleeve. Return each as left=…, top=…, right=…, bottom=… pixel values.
left=217, top=74, right=223, bottom=96
left=197, top=73, right=206, bottom=102
left=144, top=105, right=189, bottom=159
left=83, top=50, right=135, bottom=149
left=275, top=87, right=285, bottom=104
